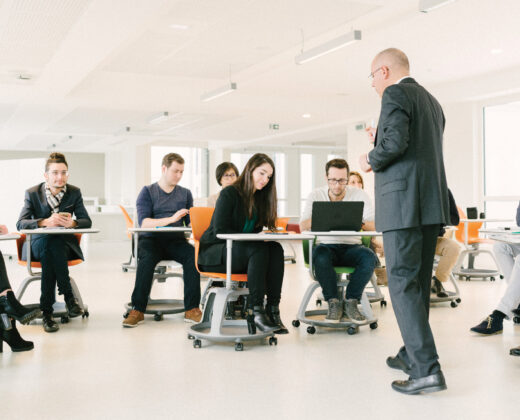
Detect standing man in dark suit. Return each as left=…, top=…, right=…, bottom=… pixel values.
left=359, top=48, right=450, bottom=394
left=17, top=152, right=92, bottom=333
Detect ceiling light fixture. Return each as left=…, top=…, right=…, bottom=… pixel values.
left=302, top=113, right=311, bottom=118
left=148, top=111, right=170, bottom=125
left=201, top=82, right=237, bottom=102
left=295, top=30, right=362, bottom=65
left=419, top=0, right=457, bottom=13
left=491, top=48, right=503, bottom=55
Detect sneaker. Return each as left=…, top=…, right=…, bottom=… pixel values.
left=343, top=299, right=366, bottom=324
left=325, top=298, right=342, bottom=322
left=184, top=308, right=202, bottom=323
left=470, top=315, right=503, bottom=335
left=122, top=309, right=144, bottom=328
left=42, top=314, right=59, bottom=333
left=65, top=297, right=84, bottom=318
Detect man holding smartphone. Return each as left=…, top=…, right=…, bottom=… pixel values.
left=17, top=152, right=92, bottom=332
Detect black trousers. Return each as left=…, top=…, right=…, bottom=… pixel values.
left=131, top=237, right=201, bottom=312
left=383, top=224, right=441, bottom=379
left=199, top=241, right=284, bottom=307
left=24, top=235, right=75, bottom=314
left=0, top=250, right=12, bottom=293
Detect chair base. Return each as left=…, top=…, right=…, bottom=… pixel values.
left=187, top=286, right=276, bottom=350
left=124, top=299, right=184, bottom=321
left=293, top=280, right=378, bottom=335
left=453, top=248, right=501, bottom=281
left=15, top=274, right=89, bottom=323
left=453, top=268, right=499, bottom=281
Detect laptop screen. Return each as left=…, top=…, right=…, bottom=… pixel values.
left=311, top=201, right=364, bottom=232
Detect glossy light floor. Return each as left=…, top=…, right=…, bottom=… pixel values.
left=1, top=240, right=518, bottom=420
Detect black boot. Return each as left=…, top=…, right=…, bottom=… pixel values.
left=265, top=304, right=289, bottom=334
left=1, top=320, right=34, bottom=352
left=0, top=291, right=41, bottom=324
left=65, top=297, right=84, bottom=318
left=246, top=308, right=256, bottom=335
left=253, top=306, right=277, bottom=332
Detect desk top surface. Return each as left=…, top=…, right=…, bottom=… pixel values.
left=129, top=227, right=191, bottom=233
left=20, top=228, right=100, bottom=235
left=217, top=233, right=313, bottom=241
left=303, top=230, right=381, bottom=237
left=480, top=227, right=520, bottom=234
left=0, top=233, right=20, bottom=241
left=460, top=218, right=513, bottom=223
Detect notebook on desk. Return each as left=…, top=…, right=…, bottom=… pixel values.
left=311, top=201, right=364, bottom=232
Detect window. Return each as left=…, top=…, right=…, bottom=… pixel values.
left=150, top=146, right=206, bottom=198
left=274, top=152, right=287, bottom=215
left=483, top=102, right=520, bottom=219
left=300, top=153, right=314, bottom=213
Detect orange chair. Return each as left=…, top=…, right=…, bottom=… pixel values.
left=275, top=217, right=297, bottom=264
left=187, top=207, right=276, bottom=351
left=119, top=205, right=136, bottom=272
left=453, top=207, right=501, bottom=281
left=15, top=233, right=89, bottom=323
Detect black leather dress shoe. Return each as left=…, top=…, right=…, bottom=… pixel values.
left=66, top=297, right=84, bottom=318
left=42, top=314, right=59, bottom=333
left=386, top=356, right=411, bottom=374
left=510, top=346, right=520, bottom=356
left=391, top=371, right=447, bottom=395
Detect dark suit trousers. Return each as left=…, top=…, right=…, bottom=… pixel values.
left=383, top=224, right=441, bottom=378
left=0, top=250, right=12, bottom=293
left=131, top=237, right=201, bottom=312
left=24, top=235, right=74, bottom=314
left=199, top=241, right=285, bottom=307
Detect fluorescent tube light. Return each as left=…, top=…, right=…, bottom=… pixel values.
left=295, top=30, right=361, bottom=65
left=419, top=0, right=457, bottom=13
left=148, top=111, right=170, bottom=125
left=201, top=82, right=237, bottom=102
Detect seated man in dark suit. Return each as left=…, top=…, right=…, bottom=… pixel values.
left=16, top=152, right=92, bottom=333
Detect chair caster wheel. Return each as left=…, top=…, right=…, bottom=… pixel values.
left=187, top=334, right=195, bottom=340
left=347, top=327, right=358, bottom=335
left=370, top=322, right=378, bottom=330
left=456, top=298, right=461, bottom=303
left=292, top=320, right=300, bottom=328
left=154, top=313, right=163, bottom=321
left=61, top=316, right=69, bottom=324
left=513, top=316, right=520, bottom=324
left=82, top=311, right=89, bottom=319
left=500, top=275, right=504, bottom=279
left=123, top=312, right=129, bottom=319
left=122, top=268, right=128, bottom=273
left=307, top=326, right=316, bottom=334
left=450, top=301, right=458, bottom=308
left=235, top=342, right=243, bottom=351
left=193, top=339, right=202, bottom=349
left=380, top=300, right=387, bottom=307
left=491, top=277, right=496, bottom=281
left=315, top=299, right=322, bottom=307
left=269, top=336, right=278, bottom=346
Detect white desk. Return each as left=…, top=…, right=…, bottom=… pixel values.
left=0, top=233, right=20, bottom=241
left=216, top=233, right=314, bottom=287
left=128, top=227, right=192, bottom=263
left=479, top=228, right=520, bottom=244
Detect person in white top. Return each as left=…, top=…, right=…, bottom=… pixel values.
left=300, top=159, right=377, bottom=323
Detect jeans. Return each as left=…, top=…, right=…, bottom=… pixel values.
left=131, top=237, right=201, bottom=312
left=199, top=241, right=284, bottom=307
left=26, top=235, right=74, bottom=314
left=313, top=243, right=377, bottom=301
left=494, top=241, right=520, bottom=319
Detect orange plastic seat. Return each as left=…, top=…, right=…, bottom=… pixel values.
left=119, top=205, right=134, bottom=240
left=454, top=207, right=492, bottom=245
left=190, top=206, right=247, bottom=282
left=16, top=233, right=83, bottom=268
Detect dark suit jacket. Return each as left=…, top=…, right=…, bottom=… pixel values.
left=198, top=185, right=262, bottom=266
left=368, top=77, right=450, bottom=232
left=16, top=183, right=92, bottom=260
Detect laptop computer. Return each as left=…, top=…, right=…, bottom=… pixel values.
left=311, top=201, right=364, bottom=232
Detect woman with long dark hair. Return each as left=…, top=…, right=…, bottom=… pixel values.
left=198, top=153, right=287, bottom=334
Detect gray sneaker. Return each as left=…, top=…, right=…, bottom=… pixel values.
left=343, top=299, right=366, bottom=324
left=325, top=298, right=343, bottom=322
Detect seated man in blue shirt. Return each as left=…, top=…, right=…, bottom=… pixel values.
left=123, top=153, right=201, bottom=327
left=299, top=159, right=377, bottom=323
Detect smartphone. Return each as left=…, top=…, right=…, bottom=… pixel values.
left=59, top=212, right=71, bottom=217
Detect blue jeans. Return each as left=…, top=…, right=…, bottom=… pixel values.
left=313, top=243, right=377, bottom=301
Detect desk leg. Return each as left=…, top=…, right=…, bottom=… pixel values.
left=309, top=241, right=313, bottom=279
left=26, top=234, right=34, bottom=276
left=133, top=232, right=139, bottom=267
left=226, top=239, right=232, bottom=289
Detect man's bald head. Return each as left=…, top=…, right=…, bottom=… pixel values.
left=370, top=48, right=410, bottom=97
left=374, top=48, right=410, bottom=74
